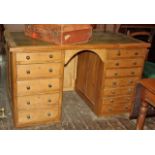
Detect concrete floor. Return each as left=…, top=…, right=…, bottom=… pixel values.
left=0, top=54, right=155, bottom=130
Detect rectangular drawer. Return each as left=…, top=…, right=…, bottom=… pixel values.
left=17, top=63, right=63, bottom=79
left=16, top=51, right=63, bottom=64
left=106, top=58, right=144, bottom=68
left=101, top=102, right=132, bottom=116
left=105, top=68, right=142, bottom=78
left=16, top=105, right=59, bottom=125
left=103, top=86, right=135, bottom=97
left=17, top=93, right=60, bottom=110
left=103, top=95, right=133, bottom=105
left=104, top=77, right=139, bottom=88
left=17, top=78, right=60, bottom=96
left=107, top=49, right=146, bottom=59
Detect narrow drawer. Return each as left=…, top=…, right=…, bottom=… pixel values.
left=16, top=51, right=63, bottom=64
left=17, top=78, right=60, bottom=96
left=105, top=68, right=142, bottom=78
left=103, top=86, right=135, bottom=96
left=107, top=49, right=146, bottom=59
left=101, top=102, right=132, bottom=116
left=106, top=58, right=144, bottom=68
left=17, top=63, right=63, bottom=79
left=16, top=105, right=59, bottom=125
left=17, top=93, right=60, bottom=110
left=103, top=95, right=133, bottom=105
left=104, top=77, right=139, bottom=88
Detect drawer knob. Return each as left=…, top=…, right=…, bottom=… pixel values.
left=27, top=101, right=31, bottom=105
left=111, top=91, right=116, bottom=94
left=117, top=50, right=121, bottom=56
left=27, top=115, right=31, bottom=119
left=48, top=99, right=51, bottom=103
left=135, top=52, right=139, bottom=56
left=26, top=56, right=30, bottom=60
left=128, top=88, right=132, bottom=93
left=26, top=70, right=31, bottom=74
left=47, top=112, right=52, bottom=117
left=128, top=80, right=133, bottom=84
left=48, top=84, right=52, bottom=88
left=49, top=68, right=53, bottom=72
left=112, top=82, right=117, bottom=86
left=26, top=86, right=31, bottom=90
left=131, top=71, right=135, bottom=75
left=49, top=54, right=53, bottom=58
left=115, top=62, right=119, bottom=66
left=133, top=62, right=137, bottom=65
left=110, top=99, right=114, bottom=103
left=114, top=73, right=118, bottom=76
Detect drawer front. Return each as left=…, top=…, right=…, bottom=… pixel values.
left=17, top=93, right=60, bottom=110
left=104, top=77, right=139, bottom=88
left=16, top=51, right=63, bottom=64
left=103, top=86, right=135, bottom=96
left=17, top=63, right=63, bottom=79
left=107, top=49, right=146, bottom=59
left=101, top=102, right=132, bottom=115
left=106, top=58, right=144, bottom=68
left=103, top=95, right=133, bottom=105
left=17, top=78, right=60, bottom=96
left=105, top=68, right=142, bottom=78
left=17, top=106, right=59, bottom=125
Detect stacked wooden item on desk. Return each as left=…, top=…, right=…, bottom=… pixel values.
left=25, top=24, right=92, bottom=45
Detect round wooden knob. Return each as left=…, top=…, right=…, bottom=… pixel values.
left=117, top=50, right=121, bottom=56
left=49, top=68, right=53, bottom=72
left=115, top=62, right=119, bottom=66
left=26, top=56, right=30, bottom=60
left=27, top=115, right=31, bottom=119
left=114, top=73, right=118, bottom=76
left=128, top=80, right=133, bottom=84
left=112, top=82, right=117, bottom=86
left=49, top=55, right=53, bottom=58
left=47, top=112, right=52, bottom=117
left=48, top=84, right=52, bottom=88
left=26, top=86, right=31, bottom=90
left=48, top=99, right=51, bottom=103
left=27, top=101, right=31, bottom=105
left=128, top=88, right=132, bottom=93
left=26, top=70, right=31, bottom=74
left=134, top=52, right=139, bottom=56
left=131, top=71, right=135, bottom=75
left=111, top=91, right=115, bottom=94
left=110, top=99, right=114, bottom=103
left=133, top=62, right=137, bottom=65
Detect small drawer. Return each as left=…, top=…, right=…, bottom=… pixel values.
left=106, top=58, right=144, bottom=68
left=16, top=51, right=63, bottom=64
left=103, top=86, right=135, bottom=96
left=105, top=68, right=142, bottom=78
left=16, top=105, right=59, bottom=125
left=102, top=95, right=133, bottom=105
left=17, top=93, right=60, bottom=110
left=101, top=102, right=132, bottom=116
left=104, top=77, right=139, bottom=88
left=107, top=49, right=146, bottom=59
left=17, top=78, right=60, bottom=96
left=17, top=63, right=63, bottom=79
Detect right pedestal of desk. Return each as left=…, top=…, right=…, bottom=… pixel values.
left=75, top=48, right=148, bottom=116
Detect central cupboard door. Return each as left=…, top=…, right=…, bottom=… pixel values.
left=76, top=51, right=104, bottom=106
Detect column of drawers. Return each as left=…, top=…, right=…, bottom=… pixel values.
left=13, top=51, right=64, bottom=127
left=101, top=48, right=146, bottom=115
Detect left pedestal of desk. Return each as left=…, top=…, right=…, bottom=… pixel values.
left=7, top=49, right=64, bottom=128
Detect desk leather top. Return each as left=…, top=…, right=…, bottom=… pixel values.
left=5, top=30, right=150, bottom=52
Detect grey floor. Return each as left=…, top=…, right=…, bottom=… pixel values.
left=0, top=54, right=155, bottom=130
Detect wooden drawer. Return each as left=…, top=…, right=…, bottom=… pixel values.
left=101, top=102, right=132, bottom=116
left=104, top=77, right=139, bottom=88
left=17, top=93, right=60, bottom=110
left=17, top=63, right=63, bottom=79
left=103, top=95, right=133, bottom=105
left=106, top=58, right=144, bottom=68
left=17, top=78, right=60, bottom=96
left=103, top=86, right=135, bottom=96
left=16, top=105, right=59, bottom=126
left=105, top=68, right=142, bottom=78
left=16, top=51, right=63, bottom=64
left=107, top=49, right=146, bottom=59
